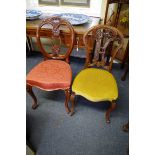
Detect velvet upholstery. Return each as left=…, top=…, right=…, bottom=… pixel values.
left=70, top=25, right=124, bottom=122
left=27, top=60, right=72, bottom=91
left=72, top=68, right=118, bottom=102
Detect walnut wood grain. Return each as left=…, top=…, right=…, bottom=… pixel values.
left=72, top=25, right=124, bottom=123
left=83, top=25, right=124, bottom=71
left=36, top=16, right=75, bottom=62
left=26, top=15, right=100, bottom=48
left=26, top=17, right=75, bottom=113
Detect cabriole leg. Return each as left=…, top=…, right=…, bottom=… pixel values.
left=64, top=89, right=71, bottom=114
left=105, top=100, right=117, bottom=123
left=70, top=92, right=76, bottom=116
left=26, top=84, right=38, bottom=109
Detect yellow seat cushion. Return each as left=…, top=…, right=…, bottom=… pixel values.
left=72, top=68, right=118, bottom=102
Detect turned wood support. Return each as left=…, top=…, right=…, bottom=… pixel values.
left=70, top=92, right=76, bottom=116
left=26, top=84, right=38, bottom=109
left=105, top=100, right=117, bottom=123
left=64, top=89, right=71, bottom=114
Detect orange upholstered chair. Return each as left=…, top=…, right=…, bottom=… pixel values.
left=26, top=17, right=75, bottom=114
left=70, top=25, right=124, bottom=123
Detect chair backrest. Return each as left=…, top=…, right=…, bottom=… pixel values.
left=83, top=25, right=124, bottom=71
left=36, top=16, right=75, bottom=63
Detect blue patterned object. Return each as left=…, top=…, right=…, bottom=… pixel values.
left=26, top=10, right=42, bottom=20
left=53, top=13, right=90, bottom=25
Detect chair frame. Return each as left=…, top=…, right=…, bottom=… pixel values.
left=26, top=17, right=75, bottom=114
left=70, top=25, right=124, bottom=123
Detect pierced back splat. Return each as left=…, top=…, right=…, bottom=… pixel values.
left=36, top=17, right=75, bottom=63
left=83, top=25, right=124, bottom=71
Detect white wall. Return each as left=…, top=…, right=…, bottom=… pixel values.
left=26, top=0, right=105, bottom=17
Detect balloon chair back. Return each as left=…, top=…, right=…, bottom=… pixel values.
left=26, top=17, right=75, bottom=114
left=70, top=25, right=124, bottom=123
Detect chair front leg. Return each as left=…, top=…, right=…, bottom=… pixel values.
left=105, top=100, right=117, bottom=123
left=64, top=89, right=71, bottom=114
left=70, top=92, right=76, bottom=116
left=26, top=84, right=38, bottom=109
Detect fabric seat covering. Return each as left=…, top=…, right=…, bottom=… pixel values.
left=72, top=68, right=118, bottom=102
left=27, top=60, right=72, bottom=91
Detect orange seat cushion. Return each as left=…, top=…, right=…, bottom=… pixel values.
left=26, top=60, right=72, bottom=91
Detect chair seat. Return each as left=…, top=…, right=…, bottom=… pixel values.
left=72, top=68, right=118, bottom=102
left=26, top=60, right=72, bottom=91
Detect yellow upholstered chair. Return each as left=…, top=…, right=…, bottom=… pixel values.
left=70, top=25, right=124, bottom=123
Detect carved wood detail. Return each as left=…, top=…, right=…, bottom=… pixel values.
left=83, top=25, right=124, bottom=71
left=26, top=17, right=75, bottom=114
left=36, top=16, right=75, bottom=63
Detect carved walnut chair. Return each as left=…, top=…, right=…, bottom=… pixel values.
left=70, top=25, right=124, bottom=123
left=26, top=17, right=75, bottom=114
